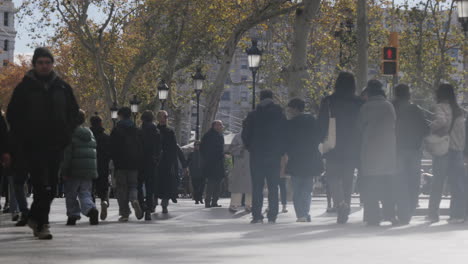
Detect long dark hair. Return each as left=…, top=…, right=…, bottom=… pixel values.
left=436, top=83, right=462, bottom=118
left=334, top=72, right=356, bottom=98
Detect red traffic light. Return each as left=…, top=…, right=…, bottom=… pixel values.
left=383, top=47, right=397, bottom=60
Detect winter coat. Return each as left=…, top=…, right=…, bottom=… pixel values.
left=228, top=133, right=251, bottom=194
left=90, top=126, right=110, bottom=178
left=7, top=70, right=79, bottom=151
left=431, top=103, right=466, bottom=152
left=62, top=126, right=98, bottom=180
left=358, top=95, right=396, bottom=177
left=110, top=119, right=143, bottom=170
left=156, top=124, right=180, bottom=199
left=285, top=113, right=323, bottom=178
left=200, top=128, right=225, bottom=180
left=0, top=113, right=7, bottom=155
left=392, top=100, right=429, bottom=152
left=318, top=93, right=363, bottom=163
left=139, top=122, right=161, bottom=170
left=187, top=150, right=203, bottom=179
left=242, top=98, right=287, bottom=159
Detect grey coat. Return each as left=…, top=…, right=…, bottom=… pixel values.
left=358, top=95, right=396, bottom=177
left=228, top=133, right=252, bottom=194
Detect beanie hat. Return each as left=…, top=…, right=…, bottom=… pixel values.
left=32, top=47, right=54, bottom=65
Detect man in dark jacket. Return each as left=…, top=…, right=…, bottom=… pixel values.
left=156, top=110, right=182, bottom=214
left=392, top=84, right=429, bottom=225
left=138, top=110, right=161, bottom=221
left=187, top=141, right=204, bottom=204
left=7, top=47, right=79, bottom=240
left=200, top=120, right=225, bottom=208
left=242, top=90, right=287, bottom=224
left=110, top=107, right=143, bottom=222
left=90, top=113, right=111, bottom=221
left=285, top=98, right=323, bottom=222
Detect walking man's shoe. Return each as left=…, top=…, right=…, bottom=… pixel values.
left=250, top=219, right=264, bottom=224
left=36, top=225, right=53, bottom=240
left=100, top=201, right=109, bottom=220
left=27, top=219, right=38, bottom=237
left=66, top=216, right=79, bottom=226
left=87, top=208, right=99, bottom=225
left=162, top=206, right=169, bottom=214
left=132, top=200, right=144, bottom=220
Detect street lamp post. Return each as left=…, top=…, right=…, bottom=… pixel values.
left=110, top=102, right=119, bottom=128
left=157, top=80, right=169, bottom=110
left=458, top=0, right=468, bottom=34
left=246, top=39, right=262, bottom=110
left=129, top=94, right=141, bottom=123
left=192, top=67, right=205, bottom=141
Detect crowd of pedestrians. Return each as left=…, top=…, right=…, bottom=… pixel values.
left=1, top=47, right=468, bottom=241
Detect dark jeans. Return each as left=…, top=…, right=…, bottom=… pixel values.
left=13, top=168, right=29, bottom=215
left=250, top=155, right=281, bottom=221
left=192, top=177, right=205, bottom=202
left=361, top=175, right=393, bottom=225
left=205, top=178, right=221, bottom=205
left=279, top=178, right=287, bottom=206
left=326, top=159, right=355, bottom=207
left=138, top=166, right=156, bottom=212
left=93, top=171, right=109, bottom=202
left=428, top=151, right=467, bottom=219
left=395, top=149, right=421, bottom=223
left=27, top=149, right=61, bottom=228
left=291, top=176, right=313, bottom=219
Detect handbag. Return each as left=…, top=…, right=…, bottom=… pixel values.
left=319, top=99, right=336, bottom=154
left=424, top=116, right=453, bottom=157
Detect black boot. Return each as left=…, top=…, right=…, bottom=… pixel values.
left=145, top=211, right=152, bottom=221
left=337, top=202, right=349, bottom=224
left=162, top=206, right=168, bottom=214
left=66, top=217, right=78, bottom=226
left=87, top=208, right=99, bottom=225
left=15, top=213, right=28, bottom=227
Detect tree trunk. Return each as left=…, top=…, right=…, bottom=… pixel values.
left=464, top=35, right=468, bottom=105
left=356, top=0, right=368, bottom=93
left=287, top=0, right=321, bottom=98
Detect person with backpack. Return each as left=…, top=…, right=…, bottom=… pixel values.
left=137, top=110, right=161, bottom=221
left=62, top=110, right=99, bottom=226
left=426, top=84, right=466, bottom=224
left=392, top=84, right=429, bottom=225
left=110, top=107, right=144, bottom=222
left=89, top=113, right=111, bottom=221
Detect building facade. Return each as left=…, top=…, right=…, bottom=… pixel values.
left=0, top=0, right=15, bottom=67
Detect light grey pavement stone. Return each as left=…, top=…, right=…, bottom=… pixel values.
left=0, top=197, right=466, bottom=264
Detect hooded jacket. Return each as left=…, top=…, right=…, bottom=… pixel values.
left=242, top=98, right=287, bottom=159
left=62, top=126, right=98, bottom=180
left=7, top=70, right=79, bottom=151
left=110, top=119, right=143, bottom=170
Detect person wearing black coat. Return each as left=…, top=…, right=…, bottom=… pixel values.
left=187, top=141, right=204, bottom=204
left=7, top=48, right=79, bottom=240
left=200, top=121, right=225, bottom=208
left=90, top=114, right=111, bottom=221
left=285, top=99, right=323, bottom=222
left=137, top=110, right=161, bottom=221
left=242, top=90, right=287, bottom=224
left=318, top=72, right=363, bottom=224
left=392, top=84, right=429, bottom=224
left=156, top=110, right=182, bottom=214
left=110, top=107, right=144, bottom=222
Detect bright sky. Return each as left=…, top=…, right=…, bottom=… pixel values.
left=10, top=0, right=442, bottom=56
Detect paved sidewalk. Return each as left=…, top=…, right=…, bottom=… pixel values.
left=0, top=197, right=466, bottom=264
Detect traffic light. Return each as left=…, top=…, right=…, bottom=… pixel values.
left=382, top=47, right=398, bottom=75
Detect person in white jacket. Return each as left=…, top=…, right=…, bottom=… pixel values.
left=228, top=131, right=252, bottom=213
left=427, top=83, right=466, bottom=224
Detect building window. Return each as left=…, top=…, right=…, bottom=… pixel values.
left=241, top=75, right=248, bottom=82
left=241, top=64, right=248, bottom=69
left=221, top=91, right=231, bottom=101
left=4, top=12, right=8, bottom=27
left=4, top=40, right=8, bottom=51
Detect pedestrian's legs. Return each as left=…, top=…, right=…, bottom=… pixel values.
left=137, top=176, right=145, bottom=210
left=115, top=170, right=130, bottom=217
left=250, top=159, right=265, bottom=221
left=265, top=160, right=280, bottom=222
left=127, top=171, right=139, bottom=202
left=211, top=178, right=221, bottom=205
left=192, top=178, right=205, bottom=202
left=161, top=198, right=169, bottom=207
left=291, top=177, right=303, bottom=218
left=7, top=175, right=19, bottom=214
left=64, top=179, right=81, bottom=218
left=292, top=177, right=313, bottom=219
left=279, top=178, right=287, bottom=206
left=145, top=173, right=155, bottom=213
left=13, top=169, right=29, bottom=216
left=77, top=180, right=97, bottom=216
left=447, top=151, right=466, bottom=220
left=362, top=176, right=381, bottom=225
left=230, top=193, right=242, bottom=208
left=407, top=152, right=422, bottom=212
left=205, top=178, right=214, bottom=205
left=428, top=154, right=448, bottom=220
